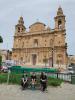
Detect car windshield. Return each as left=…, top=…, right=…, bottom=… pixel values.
left=2, top=62, right=7, bottom=66
left=2, top=62, right=13, bottom=67
left=7, top=63, right=12, bottom=66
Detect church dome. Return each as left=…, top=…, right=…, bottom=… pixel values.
left=29, top=22, right=46, bottom=32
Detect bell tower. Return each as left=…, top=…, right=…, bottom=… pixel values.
left=15, top=16, right=26, bottom=34
left=54, top=6, right=66, bottom=31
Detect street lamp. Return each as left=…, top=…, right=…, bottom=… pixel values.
left=52, top=48, right=54, bottom=67
left=7, top=50, right=9, bottom=60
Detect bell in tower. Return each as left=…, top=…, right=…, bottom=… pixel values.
left=54, top=6, right=66, bottom=31
left=15, top=16, right=26, bottom=34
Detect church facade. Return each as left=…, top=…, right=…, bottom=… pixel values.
left=12, top=7, right=68, bottom=69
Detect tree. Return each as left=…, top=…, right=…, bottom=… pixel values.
left=0, top=36, right=3, bottom=43
left=0, top=36, right=3, bottom=69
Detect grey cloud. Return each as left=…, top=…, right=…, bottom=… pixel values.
left=0, top=0, right=75, bottom=55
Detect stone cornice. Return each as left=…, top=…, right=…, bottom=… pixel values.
left=14, top=29, right=55, bottom=37
left=14, top=29, right=66, bottom=38
left=12, top=45, right=66, bottom=51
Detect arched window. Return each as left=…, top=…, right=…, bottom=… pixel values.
left=58, top=20, right=62, bottom=29
left=57, top=54, right=63, bottom=64
left=50, top=39, right=53, bottom=47
left=34, top=39, right=38, bottom=47
left=18, top=27, right=20, bottom=32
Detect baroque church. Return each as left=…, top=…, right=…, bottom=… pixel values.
left=12, top=7, right=68, bottom=69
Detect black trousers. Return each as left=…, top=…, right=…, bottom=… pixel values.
left=21, top=82, right=28, bottom=89
left=41, top=82, right=47, bottom=91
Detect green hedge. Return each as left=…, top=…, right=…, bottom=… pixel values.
left=0, top=73, right=8, bottom=83
left=48, top=77, right=63, bottom=86
left=0, top=73, right=63, bottom=86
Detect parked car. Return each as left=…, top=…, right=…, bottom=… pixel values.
left=67, top=67, right=74, bottom=74
left=0, top=66, right=8, bottom=72
left=2, top=60, right=16, bottom=68
left=68, top=66, right=72, bottom=69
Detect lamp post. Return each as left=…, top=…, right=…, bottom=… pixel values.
left=0, top=36, right=3, bottom=69
left=7, top=50, right=9, bottom=60
left=52, top=48, right=54, bottom=67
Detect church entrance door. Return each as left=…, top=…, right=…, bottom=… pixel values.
left=49, top=57, right=52, bottom=67
left=32, top=54, right=37, bottom=65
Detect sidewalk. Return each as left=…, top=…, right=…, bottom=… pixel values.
left=0, top=83, right=75, bottom=100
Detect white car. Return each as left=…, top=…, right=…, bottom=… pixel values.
left=1, top=66, right=8, bottom=72
left=68, top=70, right=74, bottom=74
left=68, top=67, right=72, bottom=69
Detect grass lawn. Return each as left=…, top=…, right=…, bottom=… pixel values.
left=0, top=72, right=63, bottom=86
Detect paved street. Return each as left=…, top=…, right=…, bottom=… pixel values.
left=0, top=83, right=75, bottom=100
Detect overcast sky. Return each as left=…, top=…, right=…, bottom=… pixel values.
left=0, top=0, right=75, bottom=55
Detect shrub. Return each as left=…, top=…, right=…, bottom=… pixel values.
left=0, top=73, right=7, bottom=83
left=9, top=73, right=22, bottom=85
left=48, top=77, right=63, bottom=86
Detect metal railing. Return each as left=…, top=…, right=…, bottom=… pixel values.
left=47, top=73, right=72, bottom=82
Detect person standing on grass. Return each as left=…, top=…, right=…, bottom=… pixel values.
left=40, top=72, right=47, bottom=92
